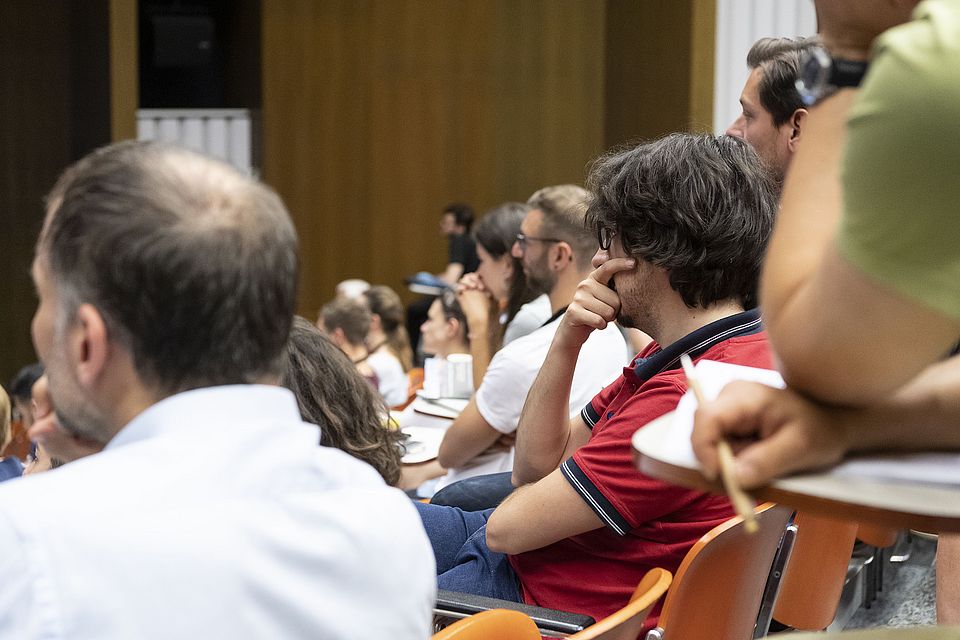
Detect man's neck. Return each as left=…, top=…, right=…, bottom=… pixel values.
left=341, top=342, right=369, bottom=362
left=438, top=343, right=471, bottom=358
left=653, top=299, right=746, bottom=348
left=547, top=265, right=587, bottom=315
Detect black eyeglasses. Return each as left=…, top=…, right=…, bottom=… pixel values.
left=597, top=227, right=616, bottom=251
left=515, top=233, right=563, bottom=250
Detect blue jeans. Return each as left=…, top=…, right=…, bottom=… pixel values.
left=415, top=502, right=523, bottom=602
left=429, top=472, right=516, bottom=511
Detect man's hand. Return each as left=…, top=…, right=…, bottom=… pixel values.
left=555, top=258, right=635, bottom=351
left=691, top=381, right=851, bottom=489
left=28, top=375, right=103, bottom=464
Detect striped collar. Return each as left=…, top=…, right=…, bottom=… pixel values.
left=631, top=309, right=763, bottom=382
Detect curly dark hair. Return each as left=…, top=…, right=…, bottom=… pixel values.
left=281, top=317, right=403, bottom=486
left=586, top=134, right=778, bottom=309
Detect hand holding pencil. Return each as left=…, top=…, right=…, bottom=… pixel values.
left=680, top=354, right=758, bottom=534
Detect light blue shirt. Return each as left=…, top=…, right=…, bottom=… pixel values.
left=0, top=385, right=435, bottom=639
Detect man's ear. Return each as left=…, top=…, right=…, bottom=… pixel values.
left=551, top=241, right=574, bottom=270
left=330, top=327, right=347, bottom=347
left=72, top=304, right=110, bottom=387
left=445, top=318, right=461, bottom=341
left=787, top=108, right=808, bottom=151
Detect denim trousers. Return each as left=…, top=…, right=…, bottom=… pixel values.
left=429, top=471, right=517, bottom=511
left=415, top=502, right=523, bottom=602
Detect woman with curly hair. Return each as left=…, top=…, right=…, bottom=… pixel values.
left=282, top=316, right=402, bottom=486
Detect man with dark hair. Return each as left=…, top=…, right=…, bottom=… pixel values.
left=415, top=134, right=778, bottom=631
left=439, top=201, right=479, bottom=284
left=726, top=35, right=819, bottom=180
left=0, top=141, right=435, bottom=638
left=433, top=185, right=626, bottom=492
left=406, top=202, right=480, bottom=362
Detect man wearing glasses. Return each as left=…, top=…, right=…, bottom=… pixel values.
left=417, top=135, right=778, bottom=631
left=433, top=185, right=628, bottom=497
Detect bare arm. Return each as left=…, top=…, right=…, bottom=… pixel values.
left=438, top=263, right=465, bottom=286
left=485, top=467, right=604, bottom=554
left=762, top=91, right=958, bottom=404
left=436, top=397, right=504, bottom=469
left=511, top=258, right=634, bottom=485
left=456, top=274, right=499, bottom=389
left=693, top=355, right=960, bottom=487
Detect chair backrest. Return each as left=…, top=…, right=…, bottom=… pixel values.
left=770, top=512, right=859, bottom=631
left=856, top=523, right=900, bottom=549
left=653, top=502, right=792, bottom=640
left=432, top=608, right=541, bottom=640
left=569, top=568, right=672, bottom=640
left=395, top=367, right=425, bottom=410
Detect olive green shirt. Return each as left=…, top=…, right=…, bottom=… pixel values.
left=838, top=0, right=960, bottom=320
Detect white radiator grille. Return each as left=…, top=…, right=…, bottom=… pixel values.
left=713, top=0, right=817, bottom=134
left=137, top=108, right=253, bottom=175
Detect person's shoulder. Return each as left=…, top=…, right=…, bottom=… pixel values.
left=866, top=0, right=960, bottom=96
left=701, top=330, right=775, bottom=369
left=880, top=0, right=960, bottom=52
left=497, top=319, right=558, bottom=356
left=368, top=350, right=404, bottom=374
left=503, top=295, right=552, bottom=344
left=582, top=321, right=628, bottom=355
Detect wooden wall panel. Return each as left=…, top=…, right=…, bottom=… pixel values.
left=262, top=1, right=607, bottom=317
left=110, top=0, right=139, bottom=141
left=0, top=1, right=75, bottom=384
left=604, top=0, right=717, bottom=148
left=0, top=0, right=135, bottom=384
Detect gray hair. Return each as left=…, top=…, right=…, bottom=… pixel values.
left=40, top=140, right=299, bottom=394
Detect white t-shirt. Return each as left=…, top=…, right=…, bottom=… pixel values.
left=368, top=349, right=408, bottom=407
left=0, top=386, right=435, bottom=639
left=502, top=294, right=552, bottom=345
left=435, top=314, right=627, bottom=489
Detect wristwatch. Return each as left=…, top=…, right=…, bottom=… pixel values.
left=795, top=45, right=870, bottom=106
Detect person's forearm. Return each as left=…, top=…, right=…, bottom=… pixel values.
left=511, top=338, right=580, bottom=485
left=466, top=313, right=495, bottom=390
left=761, top=90, right=857, bottom=397
left=438, top=263, right=464, bottom=285
left=841, top=356, right=960, bottom=453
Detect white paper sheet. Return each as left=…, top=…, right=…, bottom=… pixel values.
left=669, top=360, right=960, bottom=488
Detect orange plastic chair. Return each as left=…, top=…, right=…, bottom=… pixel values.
left=395, top=367, right=425, bottom=410
left=569, top=567, right=672, bottom=640
left=645, top=502, right=793, bottom=640
left=857, top=523, right=900, bottom=549
left=770, top=512, right=859, bottom=632
left=432, top=609, right=541, bottom=639
left=856, top=522, right=902, bottom=609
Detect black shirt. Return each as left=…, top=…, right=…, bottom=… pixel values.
left=448, top=233, right=479, bottom=273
